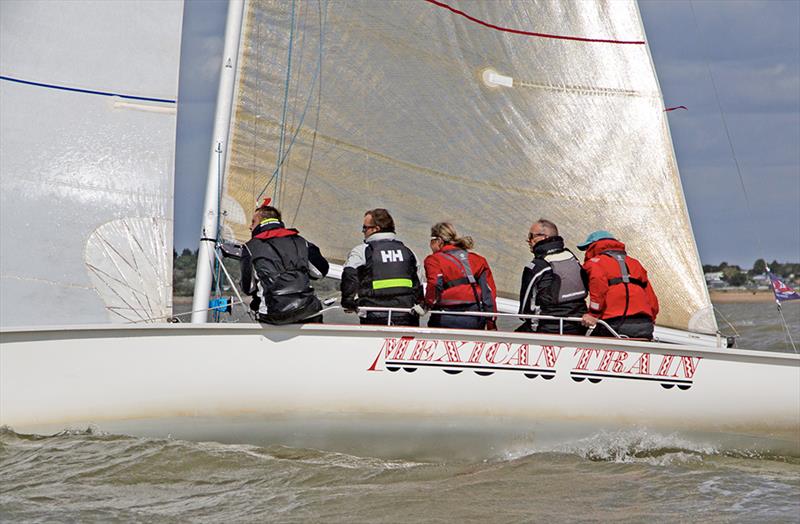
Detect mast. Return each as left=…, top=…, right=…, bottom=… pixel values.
left=191, top=0, right=246, bottom=323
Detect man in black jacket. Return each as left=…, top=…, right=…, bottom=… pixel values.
left=241, top=205, right=329, bottom=324
left=340, top=208, right=423, bottom=326
left=518, top=218, right=588, bottom=335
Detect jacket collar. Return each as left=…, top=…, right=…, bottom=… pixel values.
left=251, top=219, right=299, bottom=240
left=532, top=235, right=566, bottom=258
left=365, top=232, right=397, bottom=243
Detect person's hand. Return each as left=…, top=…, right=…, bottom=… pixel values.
left=581, top=313, right=598, bottom=327
left=341, top=298, right=357, bottom=313
left=486, top=318, right=498, bottom=331
left=249, top=296, right=261, bottom=312
left=411, top=304, right=427, bottom=317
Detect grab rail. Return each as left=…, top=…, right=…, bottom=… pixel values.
left=351, top=306, right=623, bottom=339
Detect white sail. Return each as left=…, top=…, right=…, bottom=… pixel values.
left=0, top=0, right=184, bottom=325
left=218, top=0, right=716, bottom=334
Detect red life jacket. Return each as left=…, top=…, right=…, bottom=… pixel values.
left=582, top=239, right=659, bottom=321
left=423, top=246, right=497, bottom=311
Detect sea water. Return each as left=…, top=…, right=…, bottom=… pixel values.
left=1, top=302, right=798, bottom=522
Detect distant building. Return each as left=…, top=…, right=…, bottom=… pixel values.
left=704, top=271, right=726, bottom=288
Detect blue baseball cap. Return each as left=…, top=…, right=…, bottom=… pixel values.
left=577, top=230, right=615, bottom=251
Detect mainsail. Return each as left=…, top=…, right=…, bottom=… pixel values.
left=219, top=0, right=717, bottom=334
left=0, top=0, right=184, bottom=326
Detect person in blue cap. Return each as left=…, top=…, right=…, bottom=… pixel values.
left=577, top=230, right=659, bottom=340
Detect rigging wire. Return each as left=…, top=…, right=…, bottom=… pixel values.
left=250, top=5, right=262, bottom=208
left=274, top=0, right=298, bottom=207
left=689, top=0, right=796, bottom=350
left=282, top=0, right=311, bottom=207
left=290, top=0, right=327, bottom=226
left=255, top=0, right=326, bottom=205
left=689, top=1, right=763, bottom=257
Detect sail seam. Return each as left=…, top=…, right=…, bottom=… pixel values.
left=515, top=80, right=658, bottom=98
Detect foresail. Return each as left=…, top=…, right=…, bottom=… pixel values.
left=221, top=0, right=717, bottom=333
left=0, top=0, right=183, bottom=326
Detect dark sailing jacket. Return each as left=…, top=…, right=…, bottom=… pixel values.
left=241, top=219, right=329, bottom=324
left=519, top=236, right=588, bottom=331
left=341, top=232, right=422, bottom=311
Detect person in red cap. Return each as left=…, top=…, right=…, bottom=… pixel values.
left=423, top=222, right=497, bottom=329
left=578, top=230, right=659, bottom=339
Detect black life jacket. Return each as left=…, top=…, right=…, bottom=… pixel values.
left=359, top=238, right=418, bottom=303
left=246, top=235, right=320, bottom=322
left=527, top=249, right=587, bottom=306
left=437, top=249, right=494, bottom=312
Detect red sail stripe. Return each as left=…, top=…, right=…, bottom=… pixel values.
left=664, top=105, right=688, bottom=112
left=423, top=0, right=646, bottom=45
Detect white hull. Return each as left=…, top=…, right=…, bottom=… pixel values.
left=2, top=324, right=798, bottom=456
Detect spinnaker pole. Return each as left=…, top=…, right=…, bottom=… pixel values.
left=191, top=0, right=245, bottom=323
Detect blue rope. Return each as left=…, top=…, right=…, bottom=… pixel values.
left=0, top=75, right=176, bottom=104
left=256, top=0, right=327, bottom=203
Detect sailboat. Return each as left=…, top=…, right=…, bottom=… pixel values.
left=1, top=0, right=798, bottom=457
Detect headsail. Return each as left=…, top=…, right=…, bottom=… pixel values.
left=219, top=0, right=717, bottom=333
left=0, top=0, right=184, bottom=326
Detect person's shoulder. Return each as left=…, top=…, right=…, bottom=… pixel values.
left=468, top=250, right=491, bottom=267
left=344, top=243, right=367, bottom=268
left=525, top=257, right=548, bottom=270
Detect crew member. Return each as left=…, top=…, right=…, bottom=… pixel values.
left=518, top=219, right=587, bottom=335
left=424, top=222, right=497, bottom=330
left=241, top=204, right=329, bottom=324
left=578, top=230, right=659, bottom=339
left=341, top=208, right=423, bottom=326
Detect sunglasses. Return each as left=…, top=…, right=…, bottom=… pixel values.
left=362, top=224, right=377, bottom=233
left=527, top=232, right=547, bottom=242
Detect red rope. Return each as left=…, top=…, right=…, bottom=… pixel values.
left=423, top=0, right=645, bottom=45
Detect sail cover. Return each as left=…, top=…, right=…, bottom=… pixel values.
left=220, top=0, right=717, bottom=334
left=0, top=0, right=183, bottom=326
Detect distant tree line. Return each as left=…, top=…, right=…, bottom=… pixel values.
left=702, top=259, right=800, bottom=287
left=173, top=249, right=197, bottom=296
left=173, top=248, right=242, bottom=297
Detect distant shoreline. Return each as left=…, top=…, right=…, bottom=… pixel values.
left=709, top=290, right=775, bottom=303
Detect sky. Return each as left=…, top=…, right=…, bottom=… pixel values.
left=174, top=0, right=800, bottom=268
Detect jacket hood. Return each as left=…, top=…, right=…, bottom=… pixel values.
left=584, top=238, right=626, bottom=260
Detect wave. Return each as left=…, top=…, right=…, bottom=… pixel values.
left=500, top=428, right=800, bottom=466
left=2, top=425, right=797, bottom=470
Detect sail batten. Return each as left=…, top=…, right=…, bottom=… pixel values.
left=222, top=0, right=717, bottom=334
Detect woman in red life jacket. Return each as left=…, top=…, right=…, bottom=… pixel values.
left=577, top=230, right=659, bottom=340
left=424, top=222, right=497, bottom=330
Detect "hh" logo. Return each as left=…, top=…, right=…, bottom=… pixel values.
left=381, top=249, right=404, bottom=263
